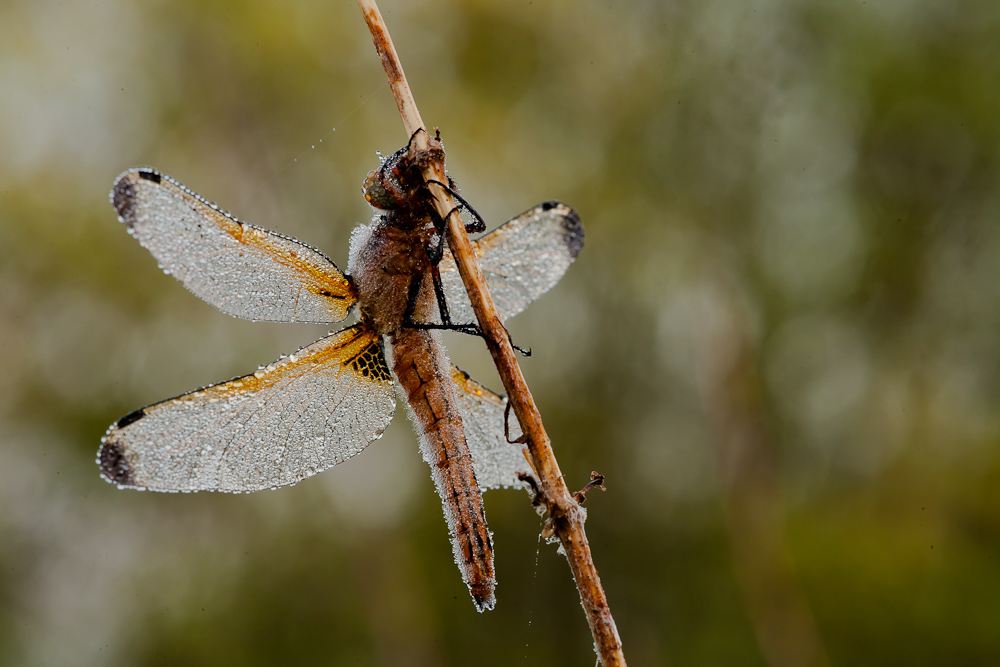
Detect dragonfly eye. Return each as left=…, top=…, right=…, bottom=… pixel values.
left=363, top=168, right=396, bottom=210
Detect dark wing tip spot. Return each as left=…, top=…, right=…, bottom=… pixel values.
left=99, top=441, right=135, bottom=486
left=559, top=207, right=585, bottom=259
left=111, top=175, right=138, bottom=225
left=116, top=408, right=146, bottom=428
left=540, top=200, right=559, bottom=211
left=112, top=168, right=162, bottom=225
left=136, top=168, right=161, bottom=183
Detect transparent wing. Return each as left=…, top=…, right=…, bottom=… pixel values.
left=436, top=201, right=583, bottom=324
left=98, top=323, right=395, bottom=492
left=111, top=167, right=357, bottom=324
left=450, top=366, right=531, bottom=491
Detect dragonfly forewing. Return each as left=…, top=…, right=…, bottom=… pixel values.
left=437, top=201, right=583, bottom=324
left=112, top=168, right=357, bottom=324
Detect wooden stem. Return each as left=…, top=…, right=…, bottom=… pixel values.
left=357, top=1, right=626, bottom=664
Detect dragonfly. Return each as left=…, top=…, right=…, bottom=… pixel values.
left=98, top=137, right=584, bottom=611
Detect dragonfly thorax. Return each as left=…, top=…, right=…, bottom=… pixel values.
left=348, top=218, right=439, bottom=336
left=353, top=137, right=452, bottom=335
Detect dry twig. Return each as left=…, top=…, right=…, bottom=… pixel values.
left=357, top=1, right=626, bottom=664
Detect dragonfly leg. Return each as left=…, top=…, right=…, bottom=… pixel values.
left=406, top=205, right=533, bottom=357
left=430, top=263, right=452, bottom=325
left=400, top=270, right=479, bottom=336
left=402, top=271, right=424, bottom=326
left=516, top=472, right=544, bottom=510
left=424, top=178, right=487, bottom=233
left=404, top=319, right=532, bottom=357
left=504, top=401, right=528, bottom=445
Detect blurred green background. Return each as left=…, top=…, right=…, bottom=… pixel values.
left=3, top=0, right=1000, bottom=664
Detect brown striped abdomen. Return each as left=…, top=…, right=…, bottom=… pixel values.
left=390, top=327, right=496, bottom=611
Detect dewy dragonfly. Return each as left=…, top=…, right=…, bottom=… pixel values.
left=98, top=136, right=583, bottom=611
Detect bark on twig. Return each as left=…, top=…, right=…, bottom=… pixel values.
left=357, top=2, right=626, bottom=664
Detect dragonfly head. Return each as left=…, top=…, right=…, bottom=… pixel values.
left=362, top=143, right=412, bottom=210
left=363, top=167, right=396, bottom=209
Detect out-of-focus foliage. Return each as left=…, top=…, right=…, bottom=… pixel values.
left=3, top=0, right=1000, bottom=664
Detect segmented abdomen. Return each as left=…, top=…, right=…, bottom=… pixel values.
left=390, top=328, right=496, bottom=611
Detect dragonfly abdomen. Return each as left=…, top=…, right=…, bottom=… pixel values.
left=390, top=327, right=496, bottom=611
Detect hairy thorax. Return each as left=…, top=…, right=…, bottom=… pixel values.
left=348, top=218, right=439, bottom=335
